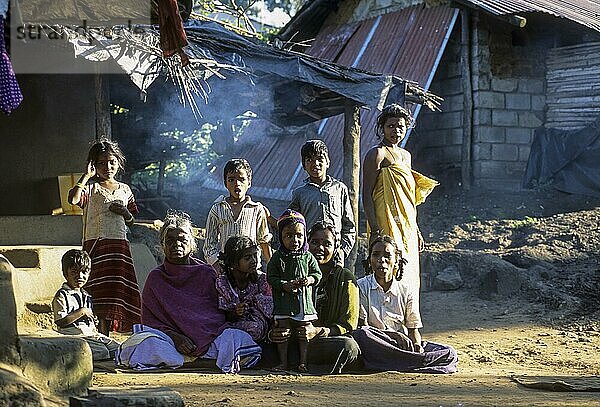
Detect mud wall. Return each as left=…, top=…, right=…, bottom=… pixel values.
left=0, top=75, right=96, bottom=215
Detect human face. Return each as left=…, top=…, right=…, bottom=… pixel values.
left=225, top=169, right=250, bottom=201
left=281, top=222, right=305, bottom=252
left=236, top=246, right=259, bottom=275
left=382, top=117, right=408, bottom=146
left=303, top=153, right=329, bottom=184
left=369, top=241, right=397, bottom=283
left=65, top=266, right=90, bottom=289
left=308, top=228, right=335, bottom=265
left=163, top=228, right=194, bottom=264
left=95, top=152, right=120, bottom=181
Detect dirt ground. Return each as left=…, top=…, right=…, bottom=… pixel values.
left=92, top=187, right=600, bottom=406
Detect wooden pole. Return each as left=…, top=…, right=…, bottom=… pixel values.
left=460, top=8, right=473, bottom=190
left=343, top=101, right=361, bottom=272
left=94, top=73, right=112, bottom=140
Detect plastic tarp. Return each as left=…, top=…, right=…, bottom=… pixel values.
left=523, top=117, right=600, bottom=197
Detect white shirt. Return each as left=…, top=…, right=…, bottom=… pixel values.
left=52, top=283, right=98, bottom=336
left=357, top=274, right=422, bottom=334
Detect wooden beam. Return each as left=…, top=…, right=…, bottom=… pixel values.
left=94, top=73, right=112, bottom=140
left=460, top=8, right=473, bottom=190
left=343, top=101, right=360, bottom=272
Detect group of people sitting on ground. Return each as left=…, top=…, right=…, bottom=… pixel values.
left=52, top=103, right=458, bottom=374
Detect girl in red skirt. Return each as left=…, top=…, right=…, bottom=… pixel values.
left=69, top=139, right=141, bottom=335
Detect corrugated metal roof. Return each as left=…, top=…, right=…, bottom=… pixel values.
left=458, top=0, right=600, bottom=32
left=203, top=5, right=457, bottom=201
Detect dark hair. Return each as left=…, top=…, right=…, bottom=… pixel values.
left=375, top=104, right=414, bottom=139
left=87, top=138, right=126, bottom=173
left=219, top=236, right=259, bottom=284
left=61, top=249, right=91, bottom=278
left=363, top=235, right=407, bottom=280
left=223, top=158, right=252, bottom=183
left=307, top=221, right=342, bottom=266
left=301, top=139, right=330, bottom=164
left=159, top=210, right=197, bottom=253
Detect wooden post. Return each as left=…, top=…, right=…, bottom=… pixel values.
left=94, top=73, right=112, bottom=140
left=460, top=8, right=473, bottom=190
left=343, top=101, right=361, bottom=272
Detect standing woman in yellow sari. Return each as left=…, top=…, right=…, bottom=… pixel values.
left=362, top=104, right=438, bottom=305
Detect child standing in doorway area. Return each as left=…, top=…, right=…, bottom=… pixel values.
left=52, top=249, right=121, bottom=360
left=68, top=139, right=141, bottom=336
left=289, top=140, right=356, bottom=264
left=267, top=210, right=321, bottom=372
left=216, top=236, right=273, bottom=342
left=204, top=159, right=273, bottom=271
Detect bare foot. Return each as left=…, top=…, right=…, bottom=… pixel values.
left=271, top=364, right=288, bottom=372
left=297, top=364, right=308, bottom=373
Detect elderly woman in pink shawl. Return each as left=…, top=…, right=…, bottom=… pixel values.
left=117, top=211, right=261, bottom=373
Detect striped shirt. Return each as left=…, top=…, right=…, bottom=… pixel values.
left=203, top=195, right=272, bottom=265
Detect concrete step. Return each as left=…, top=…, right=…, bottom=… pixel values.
left=19, top=332, right=93, bottom=397
left=1, top=244, right=157, bottom=323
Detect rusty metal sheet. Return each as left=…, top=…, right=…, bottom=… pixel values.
left=458, top=0, right=600, bottom=32
left=221, top=4, right=457, bottom=201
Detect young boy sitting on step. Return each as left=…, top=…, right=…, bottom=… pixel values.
left=52, top=249, right=120, bottom=361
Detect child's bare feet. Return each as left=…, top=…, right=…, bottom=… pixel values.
left=297, top=364, right=308, bottom=373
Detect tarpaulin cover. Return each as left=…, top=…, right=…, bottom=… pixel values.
left=183, top=20, right=395, bottom=125
left=523, top=117, right=600, bottom=197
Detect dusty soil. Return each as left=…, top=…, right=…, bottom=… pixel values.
left=92, top=187, right=600, bottom=406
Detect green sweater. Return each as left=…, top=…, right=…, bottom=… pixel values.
left=315, top=266, right=359, bottom=336
left=267, top=250, right=322, bottom=317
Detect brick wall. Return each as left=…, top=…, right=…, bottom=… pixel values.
left=416, top=14, right=547, bottom=191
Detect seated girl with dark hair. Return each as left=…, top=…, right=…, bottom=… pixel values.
left=216, top=236, right=273, bottom=343
left=352, top=235, right=458, bottom=374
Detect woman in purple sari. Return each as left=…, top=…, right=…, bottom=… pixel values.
left=117, top=212, right=261, bottom=373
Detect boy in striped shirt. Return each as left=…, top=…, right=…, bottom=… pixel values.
left=204, top=159, right=273, bottom=271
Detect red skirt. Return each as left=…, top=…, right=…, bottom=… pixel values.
left=83, top=238, right=141, bottom=333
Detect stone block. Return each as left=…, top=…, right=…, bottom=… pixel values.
left=505, top=127, right=532, bottom=144
left=19, top=334, right=93, bottom=396
left=0, top=256, right=19, bottom=366
left=475, top=126, right=505, bottom=143
left=445, top=145, right=462, bottom=163
left=519, top=111, right=543, bottom=128
left=492, top=110, right=519, bottom=126
left=531, top=94, right=546, bottom=111
left=0, top=366, right=45, bottom=407
left=442, top=111, right=463, bottom=129
left=441, top=95, right=463, bottom=112
left=0, top=216, right=82, bottom=246
left=474, top=91, right=505, bottom=109
left=444, top=77, right=463, bottom=95
left=433, top=265, right=463, bottom=291
left=492, top=144, right=519, bottom=161
left=519, top=145, right=532, bottom=161
left=505, top=93, right=531, bottom=110
left=518, top=78, right=545, bottom=93
left=507, top=160, right=527, bottom=175
left=445, top=62, right=461, bottom=77
left=424, top=130, right=447, bottom=147
left=71, top=387, right=184, bottom=407
left=480, top=161, right=507, bottom=177
left=491, top=78, right=518, bottom=92
left=473, top=108, right=491, bottom=125
left=446, top=129, right=463, bottom=145
left=473, top=143, right=492, bottom=160
left=474, top=74, right=490, bottom=91
left=131, top=243, right=157, bottom=292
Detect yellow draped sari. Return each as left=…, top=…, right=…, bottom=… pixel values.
left=368, top=163, right=438, bottom=301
